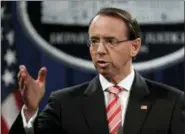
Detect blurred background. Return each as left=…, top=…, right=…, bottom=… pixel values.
left=1, top=1, right=184, bottom=134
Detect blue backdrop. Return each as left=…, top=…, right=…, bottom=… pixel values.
left=11, top=2, right=184, bottom=111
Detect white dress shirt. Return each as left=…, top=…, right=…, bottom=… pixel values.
left=21, top=105, right=38, bottom=134
left=21, top=67, right=135, bottom=133
left=99, top=68, right=135, bottom=126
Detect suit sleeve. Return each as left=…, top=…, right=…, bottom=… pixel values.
left=34, top=91, right=62, bottom=134
left=171, top=92, right=184, bottom=134
left=9, top=91, right=62, bottom=134
left=9, top=113, right=26, bottom=134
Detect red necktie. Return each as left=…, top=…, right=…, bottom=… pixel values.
left=106, top=86, right=122, bottom=134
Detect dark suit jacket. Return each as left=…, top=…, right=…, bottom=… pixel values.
left=9, top=72, right=184, bottom=134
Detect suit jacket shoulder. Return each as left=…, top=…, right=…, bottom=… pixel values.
left=145, top=78, right=184, bottom=99
left=50, top=80, right=90, bottom=101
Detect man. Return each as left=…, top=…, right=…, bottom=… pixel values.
left=10, top=7, right=184, bottom=134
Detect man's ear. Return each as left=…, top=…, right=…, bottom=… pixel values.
left=131, top=38, right=141, bottom=57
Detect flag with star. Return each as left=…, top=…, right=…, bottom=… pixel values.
left=1, top=1, right=23, bottom=134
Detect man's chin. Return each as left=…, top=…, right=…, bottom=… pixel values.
left=97, top=68, right=110, bottom=77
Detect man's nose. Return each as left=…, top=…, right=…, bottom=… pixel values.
left=96, top=42, right=107, bottom=55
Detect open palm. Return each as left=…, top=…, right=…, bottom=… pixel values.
left=18, top=65, right=47, bottom=111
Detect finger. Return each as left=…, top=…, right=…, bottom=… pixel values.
left=18, top=65, right=26, bottom=79
left=19, top=65, right=31, bottom=77
left=19, top=65, right=26, bottom=70
left=21, top=80, right=27, bottom=94
left=37, top=67, right=47, bottom=83
left=18, top=76, right=23, bottom=91
left=19, top=65, right=33, bottom=82
left=17, top=65, right=25, bottom=79
left=17, top=69, right=25, bottom=81
left=19, top=72, right=26, bottom=91
left=19, top=76, right=27, bottom=98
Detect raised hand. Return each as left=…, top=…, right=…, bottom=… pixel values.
left=18, top=65, right=47, bottom=113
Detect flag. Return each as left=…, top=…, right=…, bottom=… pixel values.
left=1, top=1, right=23, bottom=134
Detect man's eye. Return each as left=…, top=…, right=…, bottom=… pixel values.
left=105, top=39, right=114, bottom=44
left=91, top=40, right=99, bottom=43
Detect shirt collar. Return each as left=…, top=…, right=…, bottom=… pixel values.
left=99, top=67, right=135, bottom=91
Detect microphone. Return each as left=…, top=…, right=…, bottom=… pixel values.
left=117, top=126, right=123, bottom=134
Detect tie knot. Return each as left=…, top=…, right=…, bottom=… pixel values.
left=106, top=86, right=123, bottom=95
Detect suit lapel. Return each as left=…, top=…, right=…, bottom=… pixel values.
left=82, top=76, right=109, bottom=134
left=123, top=71, right=152, bottom=134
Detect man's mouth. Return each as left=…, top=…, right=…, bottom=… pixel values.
left=97, top=60, right=109, bottom=68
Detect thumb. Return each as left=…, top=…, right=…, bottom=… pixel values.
left=37, top=67, right=47, bottom=83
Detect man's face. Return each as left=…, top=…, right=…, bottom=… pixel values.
left=89, top=15, right=138, bottom=78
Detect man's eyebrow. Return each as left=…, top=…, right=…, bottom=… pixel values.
left=89, top=36, right=99, bottom=40
left=103, top=36, right=117, bottom=40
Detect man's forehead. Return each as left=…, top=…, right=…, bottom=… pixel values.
left=89, top=15, right=105, bottom=27
left=89, top=15, right=126, bottom=32
left=88, top=14, right=128, bottom=39
left=91, top=14, right=123, bottom=24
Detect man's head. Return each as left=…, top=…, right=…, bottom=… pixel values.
left=88, top=7, right=141, bottom=83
